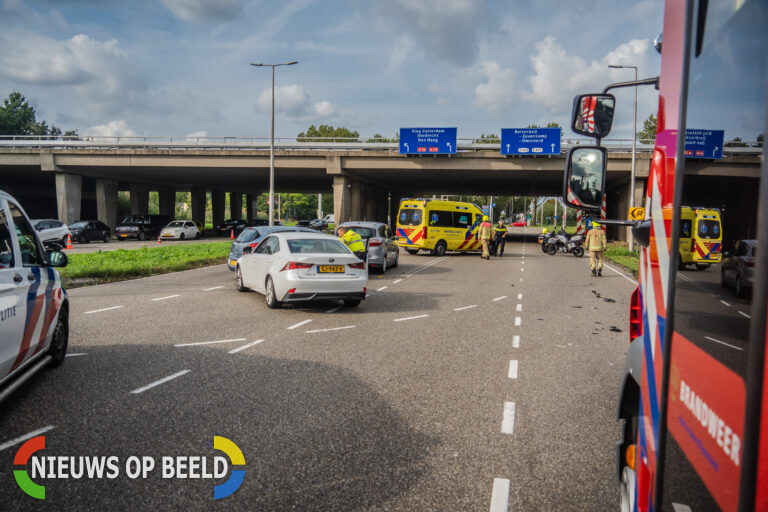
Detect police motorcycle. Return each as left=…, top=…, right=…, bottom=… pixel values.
left=544, top=228, right=585, bottom=257
left=538, top=230, right=556, bottom=253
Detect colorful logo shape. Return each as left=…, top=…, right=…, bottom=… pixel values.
left=14, top=436, right=46, bottom=499
left=213, top=436, right=245, bottom=500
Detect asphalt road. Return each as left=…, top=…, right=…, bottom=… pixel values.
left=1, top=228, right=638, bottom=511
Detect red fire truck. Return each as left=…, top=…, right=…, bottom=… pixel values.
left=563, top=1, right=767, bottom=510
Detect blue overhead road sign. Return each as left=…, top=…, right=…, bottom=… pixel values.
left=685, top=129, right=724, bottom=159
left=501, top=128, right=561, bottom=155
left=400, top=127, right=457, bottom=155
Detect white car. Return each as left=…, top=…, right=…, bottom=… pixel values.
left=159, top=220, right=200, bottom=240
left=235, top=232, right=367, bottom=308
left=32, top=219, right=71, bottom=246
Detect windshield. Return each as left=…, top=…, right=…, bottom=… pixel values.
left=697, top=220, right=720, bottom=239
left=398, top=208, right=423, bottom=226
left=287, top=239, right=350, bottom=254
left=70, top=221, right=88, bottom=229
left=120, top=216, right=143, bottom=224
left=342, top=227, right=375, bottom=239
left=167, top=221, right=184, bottom=228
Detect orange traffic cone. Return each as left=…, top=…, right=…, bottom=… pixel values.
left=230, top=229, right=234, bottom=239
left=66, top=234, right=73, bottom=249
left=157, top=234, right=162, bottom=244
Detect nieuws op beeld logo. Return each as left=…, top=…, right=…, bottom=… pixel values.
left=13, top=435, right=245, bottom=500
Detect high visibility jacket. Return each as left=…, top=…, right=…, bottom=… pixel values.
left=478, top=221, right=493, bottom=240
left=340, top=229, right=366, bottom=252
left=494, top=223, right=506, bottom=238
left=585, top=228, right=607, bottom=251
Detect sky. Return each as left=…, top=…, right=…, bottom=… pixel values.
left=0, top=0, right=664, bottom=141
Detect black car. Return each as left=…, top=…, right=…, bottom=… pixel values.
left=217, top=219, right=248, bottom=237
left=116, top=215, right=171, bottom=241
left=295, top=220, right=313, bottom=227
left=308, top=219, right=327, bottom=231
left=69, top=220, right=111, bottom=243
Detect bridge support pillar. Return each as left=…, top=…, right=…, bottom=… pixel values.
left=364, top=185, right=376, bottom=221
left=130, top=183, right=149, bottom=216
left=158, top=187, right=175, bottom=218
left=350, top=181, right=363, bottom=220
left=55, top=173, right=82, bottom=225
left=246, top=193, right=260, bottom=221
left=333, top=176, right=351, bottom=226
left=211, top=190, right=225, bottom=230
left=230, top=192, right=243, bottom=220
left=191, top=188, right=206, bottom=229
left=95, top=179, right=118, bottom=230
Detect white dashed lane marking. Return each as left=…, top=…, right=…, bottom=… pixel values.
left=512, top=335, right=520, bottom=348
left=704, top=336, right=743, bottom=351
left=492, top=296, right=507, bottom=302
left=489, top=478, right=510, bottom=512
left=152, top=294, right=181, bottom=301
left=326, top=306, right=342, bottom=313
left=394, top=314, right=429, bottom=322
left=376, top=286, right=387, bottom=291
left=501, top=402, right=516, bottom=434
left=0, top=426, right=55, bottom=452
left=307, top=325, right=356, bottom=333
left=84, top=306, right=124, bottom=315
left=174, top=338, right=246, bottom=348
left=454, top=305, right=478, bottom=311
left=514, top=317, right=521, bottom=326
left=516, top=304, right=522, bottom=311
left=131, top=370, right=190, bottom=394
left=508, top=360, right=518, bottom=379
left=65, top=353, right=87, bottom=357
left=203, top=286, right=225, bottom=291
left=229, top=339, right=265, bottom=354
left=739, top=311, right=751, bottom=319
left=720, top=300, right=731, bottom=307
left=287, top=319, right=312, bottom=330
left=393, top=279, right=403, bottom=284
left=517, top=293, right=522, bottom=300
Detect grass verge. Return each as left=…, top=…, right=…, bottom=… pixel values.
left=604, top=242, right=640, bottom=275
left=60, top=241, right=231, bottom=287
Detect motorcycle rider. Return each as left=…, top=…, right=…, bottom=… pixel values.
left=584, top=221, right=607, bottom=276
left=494, top=218, right=507, bottom=257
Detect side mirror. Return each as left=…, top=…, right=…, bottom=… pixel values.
left=47, top=250, right=68, bottom=268
left=632, top=220, right=652, bottom=248
left=242, top=245, right=253, bottom=255
left=563, top=146, right=607, bottom=210
left=571, top=94, right=616, bottom=138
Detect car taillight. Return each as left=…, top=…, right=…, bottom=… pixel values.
left=349, top=262, right=365, bottom=269
left=745, top=257, right=755, bottom=267
left=287, top=288, right=296, bottom=294
left=368, top=238, right=382, bottom=247
left=280, top=261, right=313, bottom=271
left=630, top=286, right=643, bottom=341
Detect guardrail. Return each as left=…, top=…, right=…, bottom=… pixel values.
left=0, top=135, right=761, bottom=155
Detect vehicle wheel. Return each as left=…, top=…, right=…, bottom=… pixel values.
left=392, top=250, right=399, bottom=268
left=720, top=269, right=727, bottom=288
left=48, top=305, right=69, bottom=367
left=736, top=276, right=745, bottom=298
left=265, top=276, right=282, bottom=309
left=236, top=266, right=249, bottom=292
left=78, top=234, right=88, bottom=244
left=62, top=235, right=69, bottom=246
left=406, top=249, right=419, bottom=255
left=695, top=263, right=709, bottom=271
left=195, top=232, right=200, bottom=240
left=103, top=233, right=110, bottom=243
left=433, top=240, right=447, bottom=257
left=138, top=232, right=147, bottom=241
left=180, top=233, right=186, bottom=240
left=379, top=258, right=388, bottom=274
left=546, top=244, right=557, bottom=255
left=344, top=299, right=361, bottom=308
left=572, top=246, right=584, bottom=258
left=620, top=466, right=636, bottom=512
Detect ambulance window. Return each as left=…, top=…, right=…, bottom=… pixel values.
left=0, top=205, right=14, bottom=268
left=680, top=219, right=692, bottom=238
left=428, top=210, right=452, bottom=227
left=697, top=219, right=719, bottom=239
left=8, top=203, right=42, bottom=267
left=454, top=214, right=469, bottom=228
left=398, top=209, right=422, bottom=226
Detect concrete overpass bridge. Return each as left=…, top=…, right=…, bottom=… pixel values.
left=0, top=137, right=760, bottom=241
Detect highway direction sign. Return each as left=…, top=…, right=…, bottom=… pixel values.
left=685, top=129, right=724, bottom=159
left=501, top=128, right=561, bottom=155
left=400, top=128, right=457, bottom=155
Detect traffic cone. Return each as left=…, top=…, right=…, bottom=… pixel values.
left=230, top=229, right=235, bottom=239
left=157, top=234, right=162, bottom=244
left=66, top=234, right=73, bottom=249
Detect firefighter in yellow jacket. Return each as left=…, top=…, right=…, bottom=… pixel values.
left=478, top=215, right=493, bottom=260
left=337, top=226, right=367, bottom=262
left=585, top=221, right=607, bottom=276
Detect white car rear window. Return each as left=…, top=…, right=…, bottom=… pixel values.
left=287, top=239, right=349, bottom=254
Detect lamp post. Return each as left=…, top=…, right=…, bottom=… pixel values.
left=608, top=64, right=638, bottom=251
left=250, top=60, right=298, bottom=226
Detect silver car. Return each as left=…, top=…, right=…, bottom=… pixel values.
left=227, top=225, right=316, bottom=271
left=32, top=219, right=71, bottom=246
left=721, top=239, right=756, bottom=297
left=335, top=221, right=399, bottom=273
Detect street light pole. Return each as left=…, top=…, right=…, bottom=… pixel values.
left=250, top=60, right=298, bottom=226
left=609, top=64, right=638, bottom=251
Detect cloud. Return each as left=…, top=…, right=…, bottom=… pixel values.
left=256, top=84, right=340, bottom=121
left=473, top=61, right=517, bottom=112
left=160, top=0, right=243, bottom=22
left=388, top=35, right=413, bottom=71
left=86, top=120, right=137, bottom=137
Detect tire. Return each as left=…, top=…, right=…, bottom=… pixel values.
left=138, top=232, right=147, bottom=241
left=62, top=235, right=69, bottom=246
left=546, top=244, right=557, bottom=255
left=103, top=233, right=110, bottom=243
left=235, top=266, right=249, bottom=292
left=265, top=276, right=282, bottom=309
left=48, top=305, right=69, bottom=367
left=406, top=249, right=419, bottom=255
left=720, top=269, right=727, bottom=288
left=572, top=246, right=584, bottom=258
left=433, top=240, right=447, bottom=257
left=344, top=299, right=361, bottom=308
left=736, top=276, right=745, bottom=298
left=195, top=232, right=200, bottom=240
left=78, top=234, right=88, bottom=244
left=180, top=233, right=186, bottom=240
left=391, top=250, right=399, bottom=268
left=378, top=257, right=388, bottom=274
left=695, top=263, right=709, bottom=271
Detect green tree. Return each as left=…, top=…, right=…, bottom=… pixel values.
left=297, top=124, right=359, bottom=142
left=473, top=133, right=500, bottom=144
left=0, top=91, right=78, bottom=137
left=369, top=133, right=398, bottom=143
left=527, top=122, right=563, bottom=137
left=637, top=113, right=657, bottom=144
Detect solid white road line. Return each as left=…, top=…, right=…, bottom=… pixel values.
left=603, top=263, right=639, bottom=285
left=704, top=336, right=743, bottom=351
left=131, top=370, right=190, bottom=394
left=0, top=426, right=55, bottom=452
left=376, top=286, right=388, bottom=291
left=517, top=293, right=522, bottom=300
left=720, top=300, right=731, bottom=307
left=514, top=317, right=521, bottom=326
left=492, top=296, right=507, bottom=302
left=326, top=306, right=343, bottom=313
left=84, top=305, right=124, bottom=315
left=307, top=325, right=356, bottom=333
left=508, top=360, right=518, bottom=379
left=65, top=353, right=87, bottom=357
left=174, top=338, right=246, bottom=348
left=229, top=339, right=265, bottom=354
left=489, top=478, right=510, bottom=512
left=516, top=304, right=522, bottom=311
left=287, top=319, right=312, bottom=330
left=393, top=279, right=403, bottom=284
left=152, top=294, right=181, bottom=301
left=739, top=311, right=751, bottom=319
left=394, top=314, right=429, bottom=322
left=203, top=286, right=225, bottom=291
left=501, top=402, right=516, bottom=434
left=454, top=305, right=478, bottom=311
left=512, top=335, right=520, bottom=348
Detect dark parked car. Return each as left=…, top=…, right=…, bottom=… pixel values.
left=217, top=219, right=247, bottom=237
left=116, top=215, right=171, bottom=241
left=227, top=225, right=315, bottom=270
left=295, top=220, right=313, bottom=227
left=69, top=220, right=111, bottom=243
left=721, top=239, right=756, bottom=297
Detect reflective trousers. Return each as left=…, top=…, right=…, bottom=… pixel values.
left=481, top=239, right=490, bottom=258
left=589, top=250, right=604, bottom=270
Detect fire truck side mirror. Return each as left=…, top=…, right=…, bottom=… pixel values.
left=563, top=146, right=607, bottom=211
left=571, top=94, right=616, bottom=138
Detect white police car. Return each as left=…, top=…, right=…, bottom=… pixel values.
left=0, top=190, right=69, bottom=402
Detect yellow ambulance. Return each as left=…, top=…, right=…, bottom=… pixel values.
left=678, top=206, right=722, bottom=269
left=396, top=199, right=483, bottom=256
